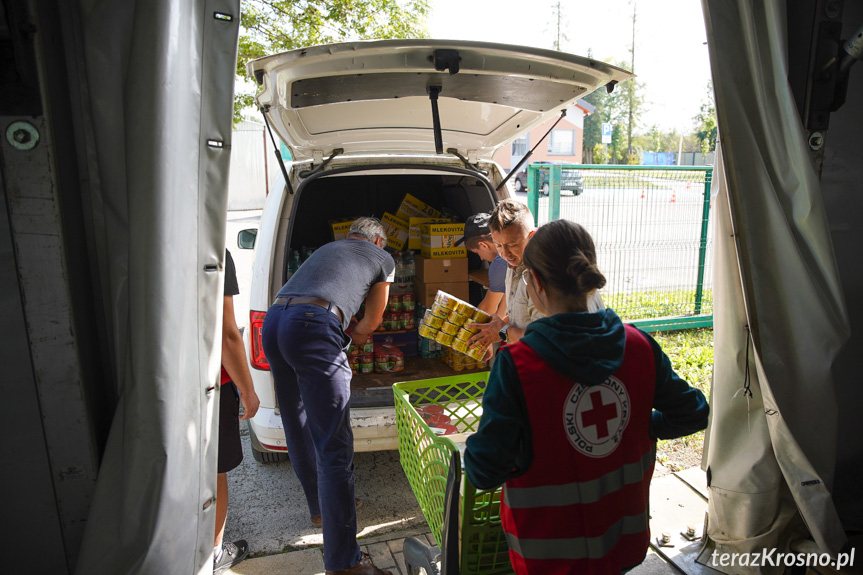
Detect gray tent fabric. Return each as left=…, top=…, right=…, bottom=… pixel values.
left=699, top=1, right=850, bottom=570
left=71, top=1, right=240, bottom=573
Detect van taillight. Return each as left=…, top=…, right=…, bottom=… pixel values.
left=249, top=310, right=270, bottom=370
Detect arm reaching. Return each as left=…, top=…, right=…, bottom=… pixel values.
left=641, top=329, right=709, bottom=440
left=352, top=281, right=390, bottom=345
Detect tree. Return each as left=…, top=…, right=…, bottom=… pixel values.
left=582, top=57, right=644, bottom=164
left=235, top=0, right=430, bottom=123
left=694, top=82, right=717, bottom=154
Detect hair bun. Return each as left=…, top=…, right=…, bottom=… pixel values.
left=567, top=253, right=606, bottom=292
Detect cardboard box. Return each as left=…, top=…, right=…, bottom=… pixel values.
left=415, top=254, right=468, bottom=284
left=395, top=193, right=442, bottom=221
left=420, top=223, right=466, bottom=259
left=330, top=218, right=356, bottom=241
left=372, top=330, right=418, bottom=357
left=381, top=212, right=409, bottom=251
left=408, top=217, right=450, bottom=250
left=414, top=279, right=470, bottom=307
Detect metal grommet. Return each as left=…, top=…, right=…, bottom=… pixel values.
left=6, top=121, right=40, bottom=151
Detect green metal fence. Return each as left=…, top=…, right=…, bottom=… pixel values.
left=525, top=164, right=714, bottom=332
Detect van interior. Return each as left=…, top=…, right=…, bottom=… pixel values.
left=278, top=167, right=503, bottom=407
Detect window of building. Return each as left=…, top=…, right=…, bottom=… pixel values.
left=511, top=135, right=529, bottom=156
left=547, top=130, right=575, bottom=155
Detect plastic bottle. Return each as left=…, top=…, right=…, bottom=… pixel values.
left=404, top=250, right=415, bottom=281
left=394, top=252, right=405, bottom=283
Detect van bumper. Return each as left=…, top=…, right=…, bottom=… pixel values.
left=248, top=406, right=399, bottom=454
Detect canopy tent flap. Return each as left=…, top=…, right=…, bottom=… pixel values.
left=699, top=0, right=850, bottom=570
left=71, top=1, right=240, bottom=573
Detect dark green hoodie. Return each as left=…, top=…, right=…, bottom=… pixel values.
left=465, top=308, right=709, bottom=490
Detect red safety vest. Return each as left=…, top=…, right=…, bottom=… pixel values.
left=502, top=324, right=656, bottom=575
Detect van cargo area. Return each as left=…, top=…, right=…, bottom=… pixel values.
left=275, top=167, right=502, bottom=409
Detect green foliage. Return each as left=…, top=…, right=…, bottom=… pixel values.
left=235, top=0, right=431, bottom=124
left=607, top=288, right=714, bottom=320
left=694, top=82, right=717, bottom=154
left=653, top=328, right=713, bottom=471
left=582, top=59, right=644, bottom=164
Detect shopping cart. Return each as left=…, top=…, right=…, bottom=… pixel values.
left=393, top=373, right=514, bottom=575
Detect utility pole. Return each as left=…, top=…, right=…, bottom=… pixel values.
left=627, top=1, right=636, bottom=161
left=551, top=1, right=567, bottom=51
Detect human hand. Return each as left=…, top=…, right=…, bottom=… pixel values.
left=351, top=329, right=370, bottom=346
left=239, top=389, right=260, bottom=420
left=466, top=315, right=505, bottom=350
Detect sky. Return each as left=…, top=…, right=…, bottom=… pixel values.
left=427, top=0, right=713, bottom=133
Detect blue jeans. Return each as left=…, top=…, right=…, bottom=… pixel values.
left=261, top=303, right=360, bottom=571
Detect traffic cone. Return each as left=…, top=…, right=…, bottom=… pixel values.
left=640, top=186, right=645, bottom=199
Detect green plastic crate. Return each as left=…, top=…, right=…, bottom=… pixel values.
left=394, top=373, right=514, bottom=575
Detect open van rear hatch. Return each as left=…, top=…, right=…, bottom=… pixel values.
left=248, top=40, right=633, bottom=161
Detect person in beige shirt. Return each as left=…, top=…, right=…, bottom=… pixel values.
left=468, top=199, right=604, bottom=352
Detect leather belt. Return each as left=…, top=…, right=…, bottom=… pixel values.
left=272, top=296, right=342, bottom=322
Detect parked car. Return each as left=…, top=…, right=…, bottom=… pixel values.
left=512, top=161, right=585, bottom=195
left=239, top=40, right=630, bottom=461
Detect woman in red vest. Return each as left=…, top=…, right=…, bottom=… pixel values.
left=464, top=219, right=709, bottom=575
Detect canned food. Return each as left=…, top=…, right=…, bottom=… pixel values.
left=430, top=302, right=450, bottom=318
left=439, top=321, right=460, bottom=336
left=402, top=312, right=415, bottom=330
left=417, top=322, right=439, bottom=339
left=374, top=361, right=390, bottom=373
left=387, top=295, right=402, bottom=313
left=362, top=342, right=375, bottom=354
left=423, top=310, right=445, bottom=329
left=456, top=328, right=476, bottom=342
left=434, top=291, right=459, bottom=311
left=467, top=344, right=486, bottom=362
left=401, top=293, right=415, bottom=311
left=454, top=301, right=474, bottom=316
left=359, top=354, right=374, bottom=374
left=446, top=309, right=467, bottom=327
left=435, top=331, right=455, bottom=346
left=452, top=339, right=470, bottom=353
left=472, top=309, right=492, bottom=323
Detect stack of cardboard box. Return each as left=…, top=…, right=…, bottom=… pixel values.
left=413, top=255, right=469, bottom=307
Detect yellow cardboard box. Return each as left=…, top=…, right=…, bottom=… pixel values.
left=408, top=217, right=450, bottom=250
left=381, top=212, right=409, bottom=251
left=395, top=193, right=442, bottom=221
left=420, top=223, right=466, bottom=259
left=330, top=218, right=356, bottom=241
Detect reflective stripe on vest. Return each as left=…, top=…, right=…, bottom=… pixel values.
left=503, top=445, right=656, bottom=509
left=505, top=513, right=648, bottom=560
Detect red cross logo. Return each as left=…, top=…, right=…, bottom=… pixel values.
left=580, top=390, right=618, bottom=439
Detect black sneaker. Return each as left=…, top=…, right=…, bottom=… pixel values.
left=214, top=539, right=249, bottom=574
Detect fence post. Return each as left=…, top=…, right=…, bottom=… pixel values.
left=694, top=168, right=713, bottom=315
left=549, top=164, right=561, bottom=222
left=527, top=164, right=540, bottom=227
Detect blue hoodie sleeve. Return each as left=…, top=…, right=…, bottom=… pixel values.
left=639, top=328, right=709, bottom=440
left=465, top=348, right=532, bottom=490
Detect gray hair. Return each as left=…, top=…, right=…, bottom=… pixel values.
left=349, top=217, right=387, bottom=246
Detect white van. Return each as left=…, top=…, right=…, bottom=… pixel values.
left=238, top=40, right=630, bottom=462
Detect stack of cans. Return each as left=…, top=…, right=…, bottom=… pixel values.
left=348, top=342, right=375, bottom=374
left=442, top=346, right=489, bottom=371
left=417, top=291, right=492, bottom=361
